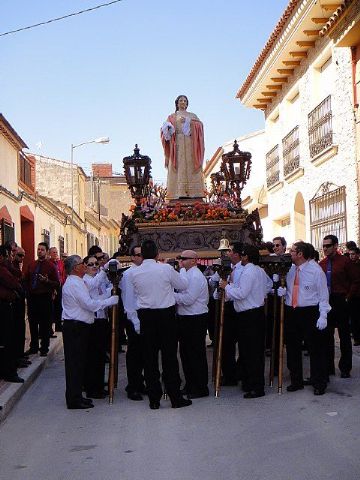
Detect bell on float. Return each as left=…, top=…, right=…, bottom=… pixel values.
left=218, top=238, right=230, bottom=251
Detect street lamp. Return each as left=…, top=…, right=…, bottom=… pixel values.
left=123, top=144, right=152, bottom=209
left=70, top=136, right=110, bottom=252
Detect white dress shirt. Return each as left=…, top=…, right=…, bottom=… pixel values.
left=285, top=261, right=331, bottom=316
left=120, top=265, right=140, bottom=330
left=83, top=270, right=111, bottom=319
left=128, top=259, right=188, bottom=309
left=62, top=275, right=117, bottom=324
left=225, top=263, right=273, bottom=312
left=174, top=266, right=209, bottom=316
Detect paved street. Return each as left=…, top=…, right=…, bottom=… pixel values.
left=1, top=345, right=360, bottom=480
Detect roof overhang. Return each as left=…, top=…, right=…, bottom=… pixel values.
left=0, top=113, right=28, bottom=150
left=237, top=0, right=353, bottom=110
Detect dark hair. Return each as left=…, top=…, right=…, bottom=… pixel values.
left=306, top=243, right=315, bottom=259
left=141, top=240, right=158, bottom=259
left=273, top=236, right=287, bottom=248
left=38, top=242, right=49, bottom=251
left=4, top=240, right=17, bottom=252
left=83, top=255, right=96, bottom=265
left=88, top=245, right=102, bottom=256
left=324, top=234, right=338, bottom=245
left=230, top=242, right=243, bottom=256
left=264, top=241, right=274, bottom=254
left=130, top=245, right=141, bottom=257
left=241, top=244, right=259, bottom=265
left=0, top=245, right=9, bottom=257
left=293, top=241, right=311, bottom=260
left=175, top=95, right=189, bottom=112
left=349, top=247, right=360, bottom=254
left=346, top=240, right=357, bottom=250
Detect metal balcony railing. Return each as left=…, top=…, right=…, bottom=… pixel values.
left=308, top=95, right=333, bottom=158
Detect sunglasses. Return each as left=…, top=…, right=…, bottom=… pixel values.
left=273, top=243, right=282, bottom=247
left=16, top=253, right=25, bottom=257
left=86, top=262, right=99, bottom=267
left=177, top=257, right=195, bottom=260
left=95, top=254, right=105, bottom=260
left=322, top=244, right=334, bottom=249
left=133, top=253, right=142, bottom=257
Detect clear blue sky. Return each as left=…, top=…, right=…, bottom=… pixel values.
left=1, top=0, right=289, bottom=183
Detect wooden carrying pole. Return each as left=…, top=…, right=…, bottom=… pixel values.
left=108, top=282, right=119, bottom=404
left=214, top=290, right=226, bottom=397
left=277, top=275, right=286, bottom=394
left=269, top=289, right=278, bottom=387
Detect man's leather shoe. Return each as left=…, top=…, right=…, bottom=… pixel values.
left=314, top=388, right=325, bottom=395
left=149, top=400, right=160, bottom=410
left=81, top=397, right=93, bottom=406
left=4, top=375, right=25, bottom=383
left=187, top=391, right=209, bottom=399
left=24, top=348, right=38, bottom=356
left=171, top=397, right=192, bottom=408
left=303, top=378, right=313, bottom=386
left=40, top=352, right=48, bottom=357
left=50, top=335, right=57, bottom=339
left=127, top=392, right=143, bottom=401
left=340, top=372, right=351, bottom=378
left=243, top=390, right=265, bottom=399
left=67, top=401, right=94, bottom=409
left=286, top=384, right=304, bottom=392
left=86, top=391, right=107, bottom=399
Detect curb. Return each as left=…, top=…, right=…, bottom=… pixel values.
left=0, top=335, right=63, bottom=424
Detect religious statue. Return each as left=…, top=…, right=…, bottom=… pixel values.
left=161, top=95, right=205, bottom=200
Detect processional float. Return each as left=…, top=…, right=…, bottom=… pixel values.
left=114, top=141, right=263, bottom=400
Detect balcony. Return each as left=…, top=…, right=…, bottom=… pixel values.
left=308, top=95, right=333, bottom=158
left=266, top=145, right=280, bottom=189
left=283, top=126, right=300, bottom=176
left=18, top=152, right=35, bottom=193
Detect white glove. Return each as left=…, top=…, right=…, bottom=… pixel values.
left=134, top=322, right=141, bottom=334
left=277, top=287, right=287, bottom=297
left=273, top=274, right=279, bottom=283
left=210, top=271, right=220, bottom=282
left=316, top=316, right=327, bottom=330
left=107, top=295, right=119, bottom=306
left=213, top=289, right=219, bottom=300
left=104, top=259, right=120, bottom=270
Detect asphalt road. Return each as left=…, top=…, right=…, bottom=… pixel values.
left=1, top=346, right=360, bottom=480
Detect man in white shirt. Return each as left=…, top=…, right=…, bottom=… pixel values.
left=280, top=241, right=330, bottom=395
left=120, top=245, right=146, bottom=401
left=62, top=255, right=118, bottom=409
left=220, top=244, right=272, bottom=398
left=127, top=240, right=191, bottom=410
left=175, top=250, right=209, bottom=398
left=82, top=255, right=112, bottom=400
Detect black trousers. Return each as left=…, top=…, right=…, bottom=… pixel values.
left=27, top=293, right=52, bottom=353
left=235, top=307, right=265, bottom=393
left=125, top=319, right=145, bottom=393
left=327, top=294, right=352, bottom=374
left=52, top=289, right=63, bottom=331
left=221, top=302, right=238, bottom=382
left=0, top=300, right=17, bottom=378
left=207, top=298, right=216, bottom=342
left=13, top=295, right=26, bottom=358
left=348, top=296, right=360, bottom=343
left=62, top=320, right=90, bottom=405
left=178, top=313, right=208, bottom=393
left=285, top=305, right=328, bottom=390
left=84, top=318, right=108, bottom=395
left=138, top=306, right=181, bottom=403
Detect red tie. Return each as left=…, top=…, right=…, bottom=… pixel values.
left=292, top=267, right=300, bottom=308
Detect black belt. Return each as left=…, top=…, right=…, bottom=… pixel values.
left=63, top=319, right=89, bottom=326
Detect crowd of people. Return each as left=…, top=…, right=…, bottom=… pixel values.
left=1, top=234, right=359, bottom=410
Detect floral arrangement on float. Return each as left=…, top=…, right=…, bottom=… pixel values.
left=129, top=186, right=246, bottom=225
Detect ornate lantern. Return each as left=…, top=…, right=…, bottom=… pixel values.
left=221, top=140, right=252, bottom=206
left=123, top=144, right=152, bottom=207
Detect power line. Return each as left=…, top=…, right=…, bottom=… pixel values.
left=0, top=0, right=123, bottom=38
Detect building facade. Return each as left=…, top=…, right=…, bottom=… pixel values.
left=237, top=0, right=360, bottom=250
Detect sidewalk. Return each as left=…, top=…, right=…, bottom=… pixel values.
left=0, top=334, right=63, bottom=423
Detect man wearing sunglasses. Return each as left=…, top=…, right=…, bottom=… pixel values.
left=319, top=235, right=359, bottom=378
left=175, top=250, right=209, bottom=399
